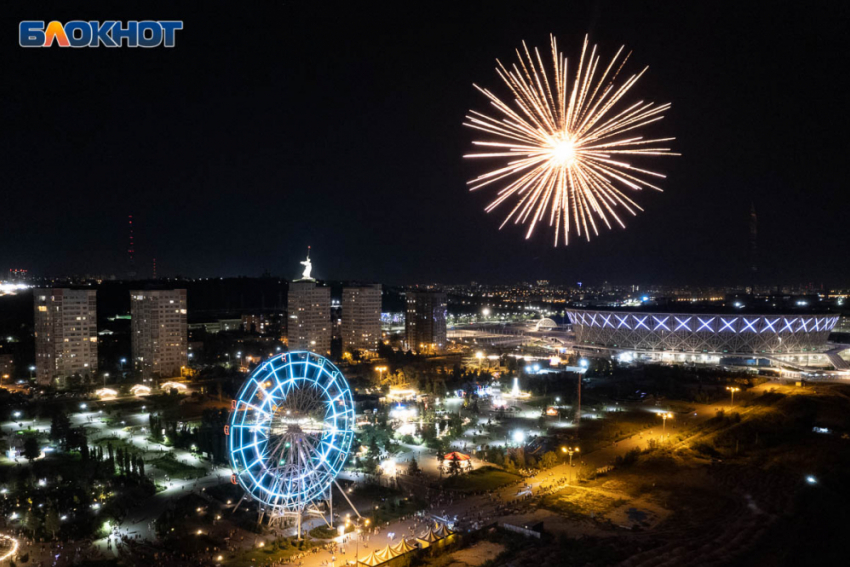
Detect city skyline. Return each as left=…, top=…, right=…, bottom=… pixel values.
left=1, top=1, right=848, bottom=285
left=2, top=4, right=848, bottom=566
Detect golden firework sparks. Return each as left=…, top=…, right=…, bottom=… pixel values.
left=464, top=35, right=678, bottom=245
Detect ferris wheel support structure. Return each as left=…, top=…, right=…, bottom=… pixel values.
left=227, top=351, right=358, bottom=537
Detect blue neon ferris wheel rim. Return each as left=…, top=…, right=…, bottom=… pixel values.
left=228, top=351, right=355, bottom=510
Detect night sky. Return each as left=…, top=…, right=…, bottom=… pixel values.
left=2, top=1, right=847, bottom=286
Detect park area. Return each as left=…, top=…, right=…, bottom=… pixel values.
left=442, top=466, right=521, bottom=493
left=149, top=453, right=208, bottom=479
left=448, top=383, right=850, bottom=566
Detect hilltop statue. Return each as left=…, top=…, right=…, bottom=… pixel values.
left=300, top=247, right=313, bottom=280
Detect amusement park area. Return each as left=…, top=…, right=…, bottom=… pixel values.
left=3, top=332, right=850, bottom=567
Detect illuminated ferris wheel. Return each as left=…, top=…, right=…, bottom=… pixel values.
left=228, top=351, right=356, bottom=533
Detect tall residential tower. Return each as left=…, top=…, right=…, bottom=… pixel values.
left=130, top=289, right=188, bottom=379
left=34, top=289, right=98, bottom=386
left=404, top=291, right=447, bottom=353
left=342, top=284, right=382, bottom=353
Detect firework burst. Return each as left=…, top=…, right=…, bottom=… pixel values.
left=464, top=35, right=678, bottom=245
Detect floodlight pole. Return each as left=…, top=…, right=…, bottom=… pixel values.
left=575, top=372, right=582, bottom=432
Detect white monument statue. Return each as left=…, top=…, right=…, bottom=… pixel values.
left=299, top=247, right=313, bottom=280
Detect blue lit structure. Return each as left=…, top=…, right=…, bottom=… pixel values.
left=567, top=308, right=839, bottom=366
left=228, top=351, right=354, bottom=531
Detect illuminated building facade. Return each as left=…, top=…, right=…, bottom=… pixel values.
left=242, top=313, right=268, bottom=334
left=34, top=288, right=98, bottom=386
left=405, top=291, right=447, bottom=352
left=567, top=308, right=839, bottom=363
left=287, top=281, right=331, bottom=355
left=131, top=289, right=188, bottom=379
left=342, top=284, right=382, bottom=352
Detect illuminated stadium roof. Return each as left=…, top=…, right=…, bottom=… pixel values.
left=566, top=308, right=838, bottom=355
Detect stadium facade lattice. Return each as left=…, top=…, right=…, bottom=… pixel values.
left=566, top=309, right=839, bottom=363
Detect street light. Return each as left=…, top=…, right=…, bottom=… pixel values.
left=28, top=366, right=35, bottom=379
left=659, top=412, right=673, bottom=433
left=375, top=366, right=387, bottom=382
left=352, top=517, right=370, bottom=566
left=561, top=446, right=580, bottom=483
left=354, top=527, right=360, bottom=565
left=726, top=386, right=740, bottom=407
left=120, top=358, right=127, bottom=371
left=561, top=446, right=580, bottom=466
left=103, top=372, right=109, bottom=387
left=475, top=351, right=484, bottom=371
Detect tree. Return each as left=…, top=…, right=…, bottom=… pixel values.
left=448, top=458, right=462, bottom=476
left=540, top=451, right=559, bottom=469
left=25, top=508, right=40, bottom=536
left=50, top=412, right=71, bottom=444
left=448, top=414, right=464, bottom=438
left=420, top=422, right=436, bottom=445
left=372, top=462, right=384, bottom=482
left=513, top=448, right=526, bottom=469
left=23, top=436, right=40, bottom=461
left=65, top=428, right=86, bottom=452
left=407, top=456, right=420, bottom=475
left=44, top=506, right=60, bottom=540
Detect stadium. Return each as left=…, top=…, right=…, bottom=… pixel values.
left=566, top=306, right=844, bottom=370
